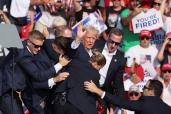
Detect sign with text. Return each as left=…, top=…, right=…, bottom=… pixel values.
left=132, top=8, right=163, bottom=33
left=72, top=12, right=107, bottom=37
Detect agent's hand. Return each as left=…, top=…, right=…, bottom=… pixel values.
left=59, top=55, right=71, bottom=67
left=84, top=80, right=99, bottom=93
left=53, top=72, right=69, bottom=83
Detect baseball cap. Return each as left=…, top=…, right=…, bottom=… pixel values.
left=161, top=64, right=171, bottom=71
left=166, top=32, right=171, bottom=38
left=140, top=30, right=152, bottom=38
left=129, top=85, right=140, bottom=93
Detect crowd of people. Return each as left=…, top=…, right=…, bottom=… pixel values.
left=0, top=0, right=171, bottom=114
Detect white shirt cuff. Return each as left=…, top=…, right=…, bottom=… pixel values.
left=54, top=63, right=62, bottom=73
left=101, top=91, right=106, bottom=99
left=48, top=78, right=56, bottom=88
left=71, top=40, right=80, bottom=49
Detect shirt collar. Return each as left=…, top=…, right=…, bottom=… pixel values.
left=104, top=43, right=117, bottom=56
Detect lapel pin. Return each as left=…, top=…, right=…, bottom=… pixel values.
left=114, top=59, right=117, bottom=62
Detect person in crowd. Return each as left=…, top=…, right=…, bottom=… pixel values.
left=160, top=0, right=171, bottom=34
left=73, top=0, right=100, bottom=22
left=116, top=85, right=141, bottom=114
left=84, top=79, right=171, bottom=114
left=125, top=30, right=160, bottom=91
left=124, top=59, right=144, bottom=92
left=18, top=30, right=70, bottom=114
left=94, top=28, right=126, bottom=114
left=102, top=0, right=125, bottom=40
left=52, top=49, right=106, bottom=114
left=157, top=33, right=171, bottom=66
left=150, top=0, right=165, bottom=51
left=35, top=14, right=67, bottom=39
left=158, top=64, right=171, bottom=107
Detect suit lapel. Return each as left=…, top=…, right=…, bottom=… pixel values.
left=106, top=54, right=117, bottom=79
left=104, top=51, right=120, bottom=86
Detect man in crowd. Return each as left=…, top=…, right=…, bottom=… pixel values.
left=125, top=30, right=159, bottom=91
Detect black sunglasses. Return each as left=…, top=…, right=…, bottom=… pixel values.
left=163, top=70, right=171, bottom=73
left=29, top=40, right=42, bottom=49
left=153, top=2, right=161, bottom=6
left=108, top=39, right=120, bottom=46
left=129, top=92, right=139, bottom=97
left=140, top=37, right=150, bottom=40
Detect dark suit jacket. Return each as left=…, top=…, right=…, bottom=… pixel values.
left=94, top=39, right=126, bottom=97
left=104, top=93, right=171, bottom=114
left=52, top=42, right=99, bottom=114
left=66, top=59, right=99, bottom=114
left=18, top=46, right=57, bottom=113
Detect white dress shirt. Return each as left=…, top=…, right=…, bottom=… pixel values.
left=99, top=43, right=116, bottom=86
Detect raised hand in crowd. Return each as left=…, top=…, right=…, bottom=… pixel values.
left=157, top=35, right=171, bottom=62
left=53, top=72, right=70, bottom=83
left=0, top=10, right=10, bottom=24
left=58, top=54, right=71, bottom=67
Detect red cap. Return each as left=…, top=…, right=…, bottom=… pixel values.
left=166, top=32, right=171, bottom=38
left=125, top=66, right=144, bottom=81
left=162, top=64, right=171, bottom=71
left=140, top=30, right=152, bottom=38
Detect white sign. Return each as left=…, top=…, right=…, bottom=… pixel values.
left=132, top=8, right=163, bottom=33
left=72, top=12, right=107, bottom=36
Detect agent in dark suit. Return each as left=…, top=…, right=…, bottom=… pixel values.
left=18, top=31, right=70, bottom=114
left=52, top=49, right=106, bottom=114
left=94, top=28, right=126, bottom=113
left=84, top=79, right=171, bottom=114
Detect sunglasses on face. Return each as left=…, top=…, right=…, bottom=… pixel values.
left=140, top=37, right=150, bottom=41
left=29, top=40, right=42, bottom=49
left=108, top=39, right=120, bottom=46
left=129, top=92, right=139, bottom=97
left=153, top=2, right=161, bottom=6
left=163, top=70, right=171, bottom=73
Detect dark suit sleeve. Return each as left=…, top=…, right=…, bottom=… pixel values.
left=19, top=58, right=56, bottom=82
left=32, top=80, right=49, bottom=89
left=112, top=58, right=126, bottom=98
left=104, top=93, right=142, bottom=112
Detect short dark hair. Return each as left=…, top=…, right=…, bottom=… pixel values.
left=148, top=79, right=163, bottom=96
left=109, top=28, right=123, bottom=39
left=53, top=36, right=70, bottom=53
